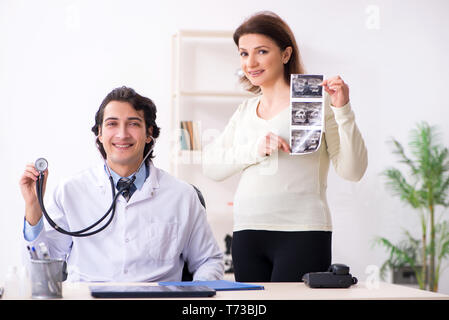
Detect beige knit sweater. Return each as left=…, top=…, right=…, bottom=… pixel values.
left=202, top=94, right=367, bottom=232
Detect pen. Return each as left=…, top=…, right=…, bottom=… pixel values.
left=27, top=246, right=34, bottom=260
left=31, top=246, right=39, bottom=260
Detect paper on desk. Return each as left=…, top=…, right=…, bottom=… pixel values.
left=158, top=280, right=264, bottom=291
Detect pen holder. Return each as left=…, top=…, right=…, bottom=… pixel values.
left=29, top=258, right=65, bottom=299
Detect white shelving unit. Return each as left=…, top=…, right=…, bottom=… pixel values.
left=170, top=30, right=252, bottom=262
left=170, top=30, right=250, bottom=174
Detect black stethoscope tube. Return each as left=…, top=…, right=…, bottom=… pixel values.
left=34, top=142, right=152, bottom=237
left=36, top=172, right=133, bottom=237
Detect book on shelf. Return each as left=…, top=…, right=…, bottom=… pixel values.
left=180, top=120, right=201, bottom=151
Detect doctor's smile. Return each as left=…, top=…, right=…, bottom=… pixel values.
left=113, top=144, right=133, bottom=149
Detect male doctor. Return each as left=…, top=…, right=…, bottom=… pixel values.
left=19, top=86, right=224, bottom=282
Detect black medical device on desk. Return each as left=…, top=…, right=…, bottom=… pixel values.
left=302, top=264, right=358, bottom=288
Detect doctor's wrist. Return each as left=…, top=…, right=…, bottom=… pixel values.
left=25, top=203, right=43, bottom=226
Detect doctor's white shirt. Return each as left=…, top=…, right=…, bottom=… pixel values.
left=23, top=161, right=224, bottom=282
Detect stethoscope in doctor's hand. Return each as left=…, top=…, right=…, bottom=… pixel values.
left=34, top=145, right=153, bottom=237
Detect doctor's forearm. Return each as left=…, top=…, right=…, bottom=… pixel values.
left=25, top=201, right=43, bottom=226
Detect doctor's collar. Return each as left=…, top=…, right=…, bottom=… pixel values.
left=104, top=162, right=149, bottom=191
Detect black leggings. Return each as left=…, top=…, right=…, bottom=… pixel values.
left=232, top=230, right=332, bottom=282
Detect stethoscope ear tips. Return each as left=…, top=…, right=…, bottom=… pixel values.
left=35, top=158, right=48, bottom=173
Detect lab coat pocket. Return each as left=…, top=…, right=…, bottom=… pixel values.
left=147, top=222, right=179, bottom=261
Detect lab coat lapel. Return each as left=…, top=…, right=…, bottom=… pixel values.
left=93, top=162, right=160, bottom=204
left=94, top=163, right=110, bottom=195
left=128, top=161, right=160, bottom=204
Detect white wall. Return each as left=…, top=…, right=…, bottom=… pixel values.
left=1, top=0, right=449, bottom=293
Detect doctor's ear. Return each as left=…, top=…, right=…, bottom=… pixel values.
left=146, top=127, right=153, bottom=143
left=97, top=129, right=103, bottom=144
left=98, top=127, right=103, bottom=142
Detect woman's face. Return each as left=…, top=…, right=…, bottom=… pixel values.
left=238, top=33, right=291, bottom=89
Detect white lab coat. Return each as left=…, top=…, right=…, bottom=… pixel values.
left=25, top=162, right=224, bottom=282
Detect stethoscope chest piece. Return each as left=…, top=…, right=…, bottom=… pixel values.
left=35, top=158, right=48, bottom=172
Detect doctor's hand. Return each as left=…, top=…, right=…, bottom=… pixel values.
left=19, top=163, right=48, bottom=225
left=257, top=132, right=291, bottom=157
left=320, top=75, right=350, bottom=108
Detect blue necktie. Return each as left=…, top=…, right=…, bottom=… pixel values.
left=117, top=178, right=137, bottom=202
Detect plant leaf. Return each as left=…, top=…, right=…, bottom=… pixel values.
left=382, top=168, right=421, bottom=208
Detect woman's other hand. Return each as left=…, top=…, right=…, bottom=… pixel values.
left=258, top=132, right=291, bottom=157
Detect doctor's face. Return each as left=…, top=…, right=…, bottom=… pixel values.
left=98, top=101, right=152, bottom=175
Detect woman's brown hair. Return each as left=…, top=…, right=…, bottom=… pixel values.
left=233, top=11, right=306, bottom=94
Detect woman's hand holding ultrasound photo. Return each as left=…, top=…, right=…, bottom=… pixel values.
left=320, top=75, right=349, bottom=108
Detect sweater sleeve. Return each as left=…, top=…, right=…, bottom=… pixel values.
left=202, top=100, right=267, bottom=181
left=324, top=96, right=368, bottom=182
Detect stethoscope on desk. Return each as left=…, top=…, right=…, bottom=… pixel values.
left=34, top=140, right=154, bottom=237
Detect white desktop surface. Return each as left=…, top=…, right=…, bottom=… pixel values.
left=52, top=281, right=449, bottom=300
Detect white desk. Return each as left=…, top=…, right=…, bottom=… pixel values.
left=56, top=281, right=448, bottom=300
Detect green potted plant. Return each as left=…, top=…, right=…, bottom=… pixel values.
left=375, top=122, right=449, bottom=291
left=375, top=231, right=421, bottom=286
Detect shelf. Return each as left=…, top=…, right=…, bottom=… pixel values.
left=174, top=30, right=233, bottom=38
left=177, top=149, right=202, bottom=157
left=173, top=90, right=252, bottom=98
left=170, top=29, right=240, bottom=222
left=172, top=149, right=203, bottom=165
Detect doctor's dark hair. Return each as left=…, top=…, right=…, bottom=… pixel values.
left=233, top=11, right=306, bottom=94
left=91, top=86, right=161, bottom=162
